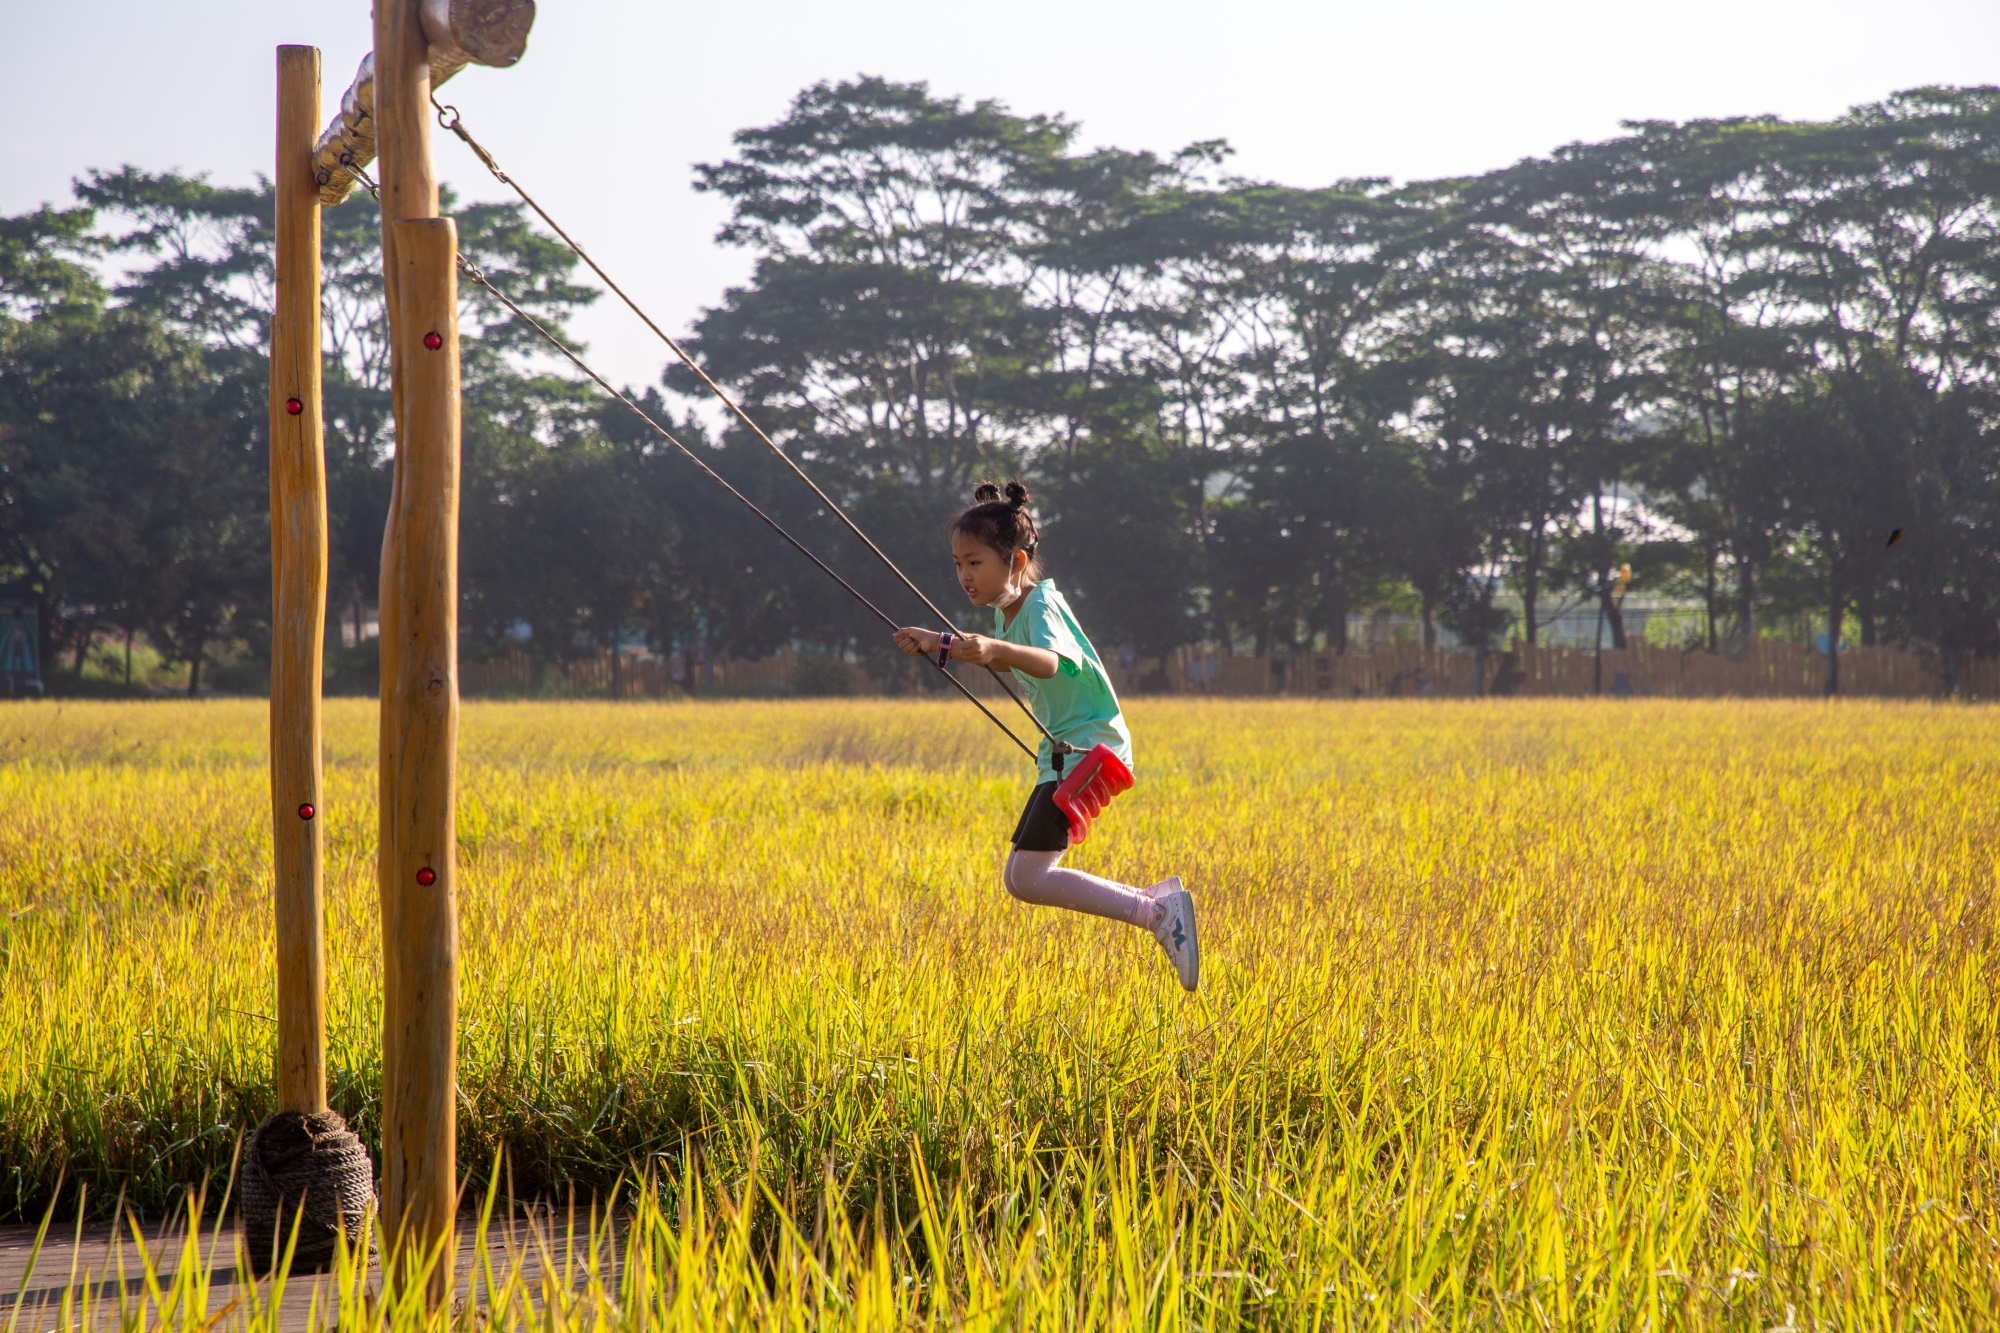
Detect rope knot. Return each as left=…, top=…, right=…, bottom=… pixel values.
left=240, top=1109, right=376, bottom=1274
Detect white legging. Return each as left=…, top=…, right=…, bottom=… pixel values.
left=1002, top=849, right=1156, bottom=928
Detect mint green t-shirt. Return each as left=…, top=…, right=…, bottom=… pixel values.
left=994, top=580, right=1133, bottom=785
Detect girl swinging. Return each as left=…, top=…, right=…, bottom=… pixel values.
left=894, top=481, right=1200, bottom=992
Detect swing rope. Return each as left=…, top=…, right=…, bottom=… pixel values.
left=453, top=252, right=1041, bottom=759
left=426, top=98, right=1068, bottom=754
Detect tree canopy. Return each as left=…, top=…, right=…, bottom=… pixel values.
left=6, top=79, right=2000, bottom=693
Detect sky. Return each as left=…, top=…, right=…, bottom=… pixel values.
left=4, top=0, right=1998, bottom=392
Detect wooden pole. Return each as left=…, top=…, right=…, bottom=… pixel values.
left=375, top=0, right=440, bottom=864
left=375, top=0, right=438, bottom=922
left=380, top=216, right=462, bottom=1290
left=375, top=0, right=458, bottom=1293
left=271, top=44, right=329, bottom=1118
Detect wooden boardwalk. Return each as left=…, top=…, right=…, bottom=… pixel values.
left=0, top=1208, right=622, bottom=1331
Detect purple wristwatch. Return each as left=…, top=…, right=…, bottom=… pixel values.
left=936, top=632, right=954, bottom=668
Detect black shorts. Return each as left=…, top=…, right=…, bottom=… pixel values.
left=1010, top=781, right=1070, bottom=852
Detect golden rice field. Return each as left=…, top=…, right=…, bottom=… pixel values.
left=1, top=697, right=1997, bottom=1329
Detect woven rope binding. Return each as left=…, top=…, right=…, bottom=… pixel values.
left=240, top=1109, right=376, bottom=1273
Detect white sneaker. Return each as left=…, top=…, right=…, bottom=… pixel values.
left=1147, top=878, right=1199, bottom=992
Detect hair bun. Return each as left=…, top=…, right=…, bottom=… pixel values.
left=950, top=479, right=1043, bottom=570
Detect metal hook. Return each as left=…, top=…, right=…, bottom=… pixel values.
left=431, top=96, right=461, bottom=131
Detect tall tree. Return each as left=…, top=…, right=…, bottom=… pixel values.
left=680, top=77, right=1082, bottom=636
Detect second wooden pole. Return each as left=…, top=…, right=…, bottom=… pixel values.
left=379, top=216, right=462, bottom=1285
left=373, top=0, right=457, bottom=1294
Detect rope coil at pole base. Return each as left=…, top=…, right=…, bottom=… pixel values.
left=240, top=1109, right=376, bottom=1274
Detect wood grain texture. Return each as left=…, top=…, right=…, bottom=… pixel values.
left=270, top=44, right=328, bottom=1118
left=375, top=0, right=437, bottom=937
left=373, top=0, right=439, bottom=227
left=375, top=0, right=441, bottom=911
left=421, top=0, right=536, bottom=69
left=374, top=0, right=454, bottom=1292
left=379, top=217, right=462, bottom=1292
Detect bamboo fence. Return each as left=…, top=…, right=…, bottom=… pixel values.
left=459, top=640, right=2000, bottom=702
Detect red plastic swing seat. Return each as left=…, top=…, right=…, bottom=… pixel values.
left=1051, top=743, right=1134, bottom=844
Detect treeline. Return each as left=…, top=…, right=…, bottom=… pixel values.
left=4, top=80, right=2000, bottom=694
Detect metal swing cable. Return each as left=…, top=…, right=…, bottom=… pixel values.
left=450, top=251, right=1038, bottom=760
left=428, top=97, right=1062, bottom=750
left=351, top=162, right=1048, bottom=761
left=428, top=101, right=941, bottom=617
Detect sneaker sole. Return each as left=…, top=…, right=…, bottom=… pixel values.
left=1163, top=889, right=1198, bottom=992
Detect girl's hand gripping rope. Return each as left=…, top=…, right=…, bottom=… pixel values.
left=893, top=626, right=940, bottom=659
left=894, top=627, right=1058, bottom=677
